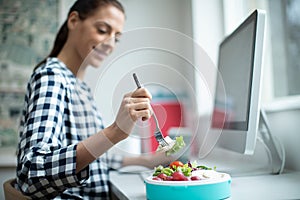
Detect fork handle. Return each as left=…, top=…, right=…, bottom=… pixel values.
left=133, top=73, right=159, bottom=128
left=152, top=112, right=160, bottom=132
left=133, top=73, right=142, bottom=88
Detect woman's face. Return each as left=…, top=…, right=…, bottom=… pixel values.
left=69, top=5, right=125, bottom=68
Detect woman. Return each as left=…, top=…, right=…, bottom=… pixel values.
left=16, top=0, right=173, bottom=199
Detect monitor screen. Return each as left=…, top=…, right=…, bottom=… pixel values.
left=213, top=12, right=256, bottom=130
left=211, top=10, right=266, bottom=154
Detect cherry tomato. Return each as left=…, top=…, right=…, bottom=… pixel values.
left=191, top=176, right=202, bottom=181
left=152, top=177, right=162, bottom=181
left=157, top=173, right=168, bottom=180
left=166, top=176, right=174, bottom=181
left=169, top=161, right=184, bottom=170
left=172, top=171, right=187, bottom=181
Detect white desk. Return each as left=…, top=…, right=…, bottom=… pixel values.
left=231, top=171, right=300, bottom=199
left=109, top=170, right=300, bottom=200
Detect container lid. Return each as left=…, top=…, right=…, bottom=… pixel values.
left=145, top=170, right=231, bottom=186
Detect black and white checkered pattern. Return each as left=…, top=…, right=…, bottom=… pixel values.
left=16, top=57, right=123, bottom=199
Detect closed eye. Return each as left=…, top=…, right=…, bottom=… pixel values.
left=95, top=21, right=122, bottom=43
left=97, top=28, right=107, bottom=34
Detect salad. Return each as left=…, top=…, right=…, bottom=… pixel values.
left=152, top=160, right=217, bottom=181
left=156, top=136, right=185, bottom=156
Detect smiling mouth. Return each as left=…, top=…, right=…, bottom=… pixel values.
left=92, top=46, right=108, bottom=60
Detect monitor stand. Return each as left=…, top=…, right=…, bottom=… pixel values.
left=259, top=109, right=285, bottom=174
left=195, top=110, right=285, bottom=176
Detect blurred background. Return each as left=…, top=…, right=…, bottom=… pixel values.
left=1, top=0, right=300, bottom=198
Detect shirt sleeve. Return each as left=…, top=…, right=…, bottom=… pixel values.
left=16, top=68, right=89, bottom=199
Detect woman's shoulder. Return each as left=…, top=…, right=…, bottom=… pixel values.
left=31, top=57, right=76, bottom=86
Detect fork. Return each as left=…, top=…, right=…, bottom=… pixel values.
left=133, top=73, right=169, bottom=147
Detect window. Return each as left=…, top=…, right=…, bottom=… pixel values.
left=222, top=0, right=300, bottom=102
left=269, top=0, right=300, bottom=97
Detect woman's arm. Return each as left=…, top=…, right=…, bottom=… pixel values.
left=77, top=87, right=153, bottom=172
left=76, top=122, right=125, bottom=173
left=122, top=151, right=175, bottom=169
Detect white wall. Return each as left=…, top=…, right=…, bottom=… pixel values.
left=191, top=0, right=224, bottom=115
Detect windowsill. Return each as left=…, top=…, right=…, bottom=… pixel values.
left=263, top=95, right=300, bottom=112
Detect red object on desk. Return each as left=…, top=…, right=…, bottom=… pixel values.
left=148, top=101, right=185, bottom=152
left=211, top=108, right=226, bottom=129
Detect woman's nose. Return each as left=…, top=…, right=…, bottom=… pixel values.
left=102, top=37, right=115, bottom=50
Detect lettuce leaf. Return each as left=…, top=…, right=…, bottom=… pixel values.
left=165, top=136, right=185, bottom=156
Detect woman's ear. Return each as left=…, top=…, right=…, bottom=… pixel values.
left=67, top=11, right=80, bottom=30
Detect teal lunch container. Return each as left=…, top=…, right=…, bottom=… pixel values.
left=144, top=172, right=231, bottom=200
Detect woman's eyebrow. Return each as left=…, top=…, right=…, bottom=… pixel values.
left=96, top=21, right=123, bottom=35
left=97, top=21, right=112, bottom=30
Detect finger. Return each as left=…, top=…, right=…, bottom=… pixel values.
left=126, top=102, right=151, bottom=119
left=130, top=109, right=152, bottom=121
left=126, top=97, right=151, bottom=105
left=132, top=88, right=152, bottom=99
left=123, top=92, right=133, bottom=98
left=131, top=101, right=151, bottom=111
left=122, top=96, right=148, bottom=106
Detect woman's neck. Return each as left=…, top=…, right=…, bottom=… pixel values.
left=57, top=47, right=86, bottom=80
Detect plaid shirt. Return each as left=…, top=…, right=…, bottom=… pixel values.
left=16, top=57, right=123, bottom=199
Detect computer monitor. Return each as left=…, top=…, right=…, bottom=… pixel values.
left=211, top=9, right=266, bottom=155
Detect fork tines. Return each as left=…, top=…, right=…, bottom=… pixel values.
left=154, top=131, right=169, bottom=147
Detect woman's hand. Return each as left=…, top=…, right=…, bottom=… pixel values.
left=78, top=87, right=152, bottom=168
left=114, top=87, right=152, bottom=137
left=122, top=151, right=176, bottom=169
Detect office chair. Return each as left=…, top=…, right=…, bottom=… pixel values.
left=3, top=178, right=31, bottom=200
